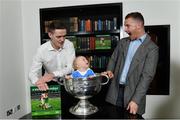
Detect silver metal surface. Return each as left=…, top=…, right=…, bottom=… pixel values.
left=60, top=73, right=109, bottom=115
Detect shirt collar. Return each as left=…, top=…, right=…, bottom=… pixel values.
left=47, top=41, right=55, bottom=51
left=129, top=33, right=147, bottom=43
left=77, top=68, right=90, bottom=75
left=48, top=41, right=64, bottom=51
left=138, top=33, right=147, bottom=43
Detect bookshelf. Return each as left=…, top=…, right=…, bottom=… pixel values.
left=39, top=3, right=122, bottom=73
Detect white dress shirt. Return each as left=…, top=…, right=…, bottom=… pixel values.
left=29, top=39, right=75, bottom=84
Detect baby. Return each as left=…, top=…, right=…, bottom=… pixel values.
left=66, top=56, right=95, bottom=80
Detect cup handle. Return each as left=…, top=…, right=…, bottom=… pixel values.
left=55, top=77, right=65, bottom=86
left=100, top=74, right=109, bottom=85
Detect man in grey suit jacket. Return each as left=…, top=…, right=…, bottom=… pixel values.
left=103, top=12, right=159, bottom=115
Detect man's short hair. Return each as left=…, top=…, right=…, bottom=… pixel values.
left=48, top=20, right=67, bottom=33
left=125, top=12, right=144, bottom=25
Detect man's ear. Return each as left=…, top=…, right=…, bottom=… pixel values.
left=48, top=32, right=52, bottom=39
left=137, top=21, right=143, bottom=29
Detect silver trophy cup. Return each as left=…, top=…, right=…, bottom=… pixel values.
left=59, top=73, right=109, bottom=115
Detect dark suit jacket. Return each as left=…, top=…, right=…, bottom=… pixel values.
left=105, top=34, right=159, bottom=115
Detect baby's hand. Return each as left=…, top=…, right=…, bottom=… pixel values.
left=101, top=72, right=107, bottom=76
left=101, top=71, right=114, bottom=79
left=65, top=75, right=72, bottom=80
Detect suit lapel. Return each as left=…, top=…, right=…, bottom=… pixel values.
left=123, top=38, right=130, bottom=59
left=127, top=35, right=151, bottom=76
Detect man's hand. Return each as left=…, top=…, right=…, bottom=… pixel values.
left=35, top=73, right=54, bottom=91
left=127, top=101, right=138, bottom=115
left=101, top=71, right=114, bottom=79
left=41, top=73, right=54, bottom=82
left=35, top=79, right=49, bottom=91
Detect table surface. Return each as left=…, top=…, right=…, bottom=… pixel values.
left=21, top=103, right=142, bottom=119
left=21, top=84, right=143, bottom=119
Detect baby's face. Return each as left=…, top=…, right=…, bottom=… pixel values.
left=76, top=56, right=89, bottom=69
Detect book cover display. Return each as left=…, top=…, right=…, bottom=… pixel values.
left=30, top=85, right=61, bottom=117
left=95, top=35, right=111, bottom=49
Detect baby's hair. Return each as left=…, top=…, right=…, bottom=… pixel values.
left=73, top=56, right=89, bottom=70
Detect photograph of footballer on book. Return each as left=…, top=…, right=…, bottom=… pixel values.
left=30, top=85, right=61, bottom=117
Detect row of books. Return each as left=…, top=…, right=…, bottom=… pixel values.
left=44, top=17, right=118, bottom=33
left=41, top=35, right=119, bottom=51
left=67, top=35, right=119, bottom=51
left=87, top=55, right=110, bottom=69
left=78, top=17, right=118, bottom=32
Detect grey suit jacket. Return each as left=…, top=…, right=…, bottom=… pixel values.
left=105, top=34, right=159, bottom=115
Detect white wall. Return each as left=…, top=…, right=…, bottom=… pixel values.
left=0, top=1, right=3, bottom=116
left=0, top=0, right=27, bottom=118
left=1, top=0, right=180, bottom=119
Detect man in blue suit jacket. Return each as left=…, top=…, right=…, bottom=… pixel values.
left=104, top=12, right=159, bottom=115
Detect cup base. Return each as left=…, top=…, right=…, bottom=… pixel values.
left=69, top=99, right=98, bottom=115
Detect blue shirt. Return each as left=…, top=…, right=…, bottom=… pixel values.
left=119, top=34, right=146, bottom=84
left=71, top=68, right=95, bottom=79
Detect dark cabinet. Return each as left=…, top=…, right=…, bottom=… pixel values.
left=40, top=3, right=123, bottom=73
